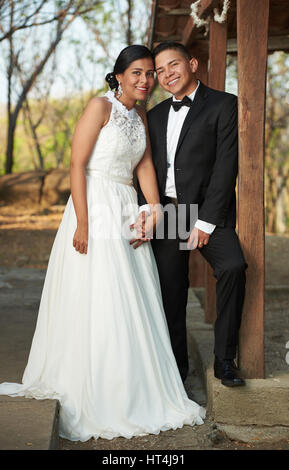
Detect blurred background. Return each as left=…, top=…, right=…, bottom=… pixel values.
left=0, top=0, right=288, bottom=263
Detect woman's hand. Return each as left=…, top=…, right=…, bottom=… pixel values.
left=129, top=211, right=150, bottom=249
left=73, top=223, right=88, bottom=254
left=129, top=206, right=163, bottom=249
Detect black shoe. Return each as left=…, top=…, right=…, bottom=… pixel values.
left=214, top=357, right=246, bottom=387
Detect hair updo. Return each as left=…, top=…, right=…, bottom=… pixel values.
left=105, top=72, right=119, bottom=90
left=105, top=45, right=153, bottom=91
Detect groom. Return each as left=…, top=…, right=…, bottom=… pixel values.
left=137, top=42, right=248, bottom=387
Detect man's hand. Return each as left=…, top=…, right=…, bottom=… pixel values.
left=187, top=227, right=210, bottom=250
left=197, top=228, right=210, bottom=248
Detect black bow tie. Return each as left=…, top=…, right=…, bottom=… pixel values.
left=171, top=95, right=192, bottom=112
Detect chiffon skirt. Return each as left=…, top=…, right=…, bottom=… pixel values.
left=0, top=173, right=205, bottom=441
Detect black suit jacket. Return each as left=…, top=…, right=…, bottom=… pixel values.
left=137, top=81, right=238, bottom=228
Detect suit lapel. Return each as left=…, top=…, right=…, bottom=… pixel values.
left=175, top=82, right=208, bottom=156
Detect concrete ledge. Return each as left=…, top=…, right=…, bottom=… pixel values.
left=187, top=288, right=289, bottom=428
left=217, top=423, right=289, bottom=444
left=266, top=285, right=289, bottom=299
left=0, top=396, right=60, bottom=450
left=206, top=369, right=289, bottom=426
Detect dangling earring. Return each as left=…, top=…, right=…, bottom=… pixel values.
left=116, top=83, right=122, bottom=98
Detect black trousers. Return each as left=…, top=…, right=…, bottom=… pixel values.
left=151, top=217, right=248, bottom=383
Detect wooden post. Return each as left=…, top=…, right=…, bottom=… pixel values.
left=203, top=19, right=228, bottom=324
left=189, top=250, right=205, bottom=287
left=188, top=41, right=208, bottom=290
left=237, top=0, right=269, bottom=378
left=189, top=40, right=209, bottom=84
left=196, top=57, right=208, bottom=85
left=208, top=19, right=227, bottom=90
left=204, top=264, right=216, bottom=323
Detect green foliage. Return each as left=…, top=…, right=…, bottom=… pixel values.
left=147, top=83, right=170, bottom=110
left=225, top=52, right=289, bottom=233
left=0, top=91, right=95, bottom=173
left=265, top=52, right=289, bottom=233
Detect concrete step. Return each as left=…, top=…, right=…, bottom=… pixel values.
left=0, top=396, right=59, bottom=450
left=187, top=288, right=289, bottom=429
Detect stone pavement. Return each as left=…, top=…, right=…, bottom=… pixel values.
left=0, top=267, right=59, bottom=450
left=0, top=265, right=289, bottom=450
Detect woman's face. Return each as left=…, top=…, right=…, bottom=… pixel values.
left=116, top=57, right=155, bottom=101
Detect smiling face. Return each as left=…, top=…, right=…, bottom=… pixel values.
left=154, top=49, right=198, bottom=99
left=116, top=57, right=155, bottom=102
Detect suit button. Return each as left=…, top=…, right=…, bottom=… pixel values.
left=176, top=168, right=181, bottom=171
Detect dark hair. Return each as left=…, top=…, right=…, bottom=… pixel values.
left=152, top=42, right=191, bottom=61
left=105, top=45, right=153, bottom=91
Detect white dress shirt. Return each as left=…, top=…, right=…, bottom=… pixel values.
left=140, top=80, right=216, bottom=235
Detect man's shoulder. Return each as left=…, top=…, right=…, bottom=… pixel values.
left=205, top=85, right=237, bottom=105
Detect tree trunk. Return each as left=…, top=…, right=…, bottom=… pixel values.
left=126, top=0, right=132, bottom=45
left=4, top=14, right=73, bottom=173
left=5, top=113, right=17, bottom=174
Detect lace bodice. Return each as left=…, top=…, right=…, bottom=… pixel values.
left=86, top=90, right=146, bottom=180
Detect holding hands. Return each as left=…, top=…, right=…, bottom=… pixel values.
left=130, top=211, right=211, bottom=251
left=129, top=207, right=163, bottom=249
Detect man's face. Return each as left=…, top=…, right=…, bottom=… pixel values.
left=154, top=49, right=198, bottom=99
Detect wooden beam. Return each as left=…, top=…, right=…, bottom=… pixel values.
left=237, top=0, right=269, bottom=379
left=227, top=35, right=289, bottom=54
left=196, top=0, right=219, bottom=18
left=182, top=0, right=219, bottom=47
left=158, top=8, right=191, bottom=17
left=182, top=17, right=198, bottom=48
left=154, top=35, right=182, bottom=42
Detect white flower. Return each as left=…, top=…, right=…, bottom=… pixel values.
left=190, top=0, right=230, bottom=35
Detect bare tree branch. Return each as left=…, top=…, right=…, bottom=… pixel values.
left=0, top=0, right=99, bottom=42
left=3, top=0, right=101, bottom=173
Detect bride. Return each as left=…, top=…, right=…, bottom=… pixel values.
left=0, top=45, right=205, bottom=442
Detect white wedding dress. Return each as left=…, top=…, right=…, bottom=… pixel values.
left=0, top=91, right=205, bottom=442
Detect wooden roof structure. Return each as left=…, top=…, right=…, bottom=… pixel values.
left=147, top=0, right=289, bottom=379
left=149, top=0, right=289, bottom=53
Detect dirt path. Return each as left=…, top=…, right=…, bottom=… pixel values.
left=1, top=205, right=289, bottom=286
